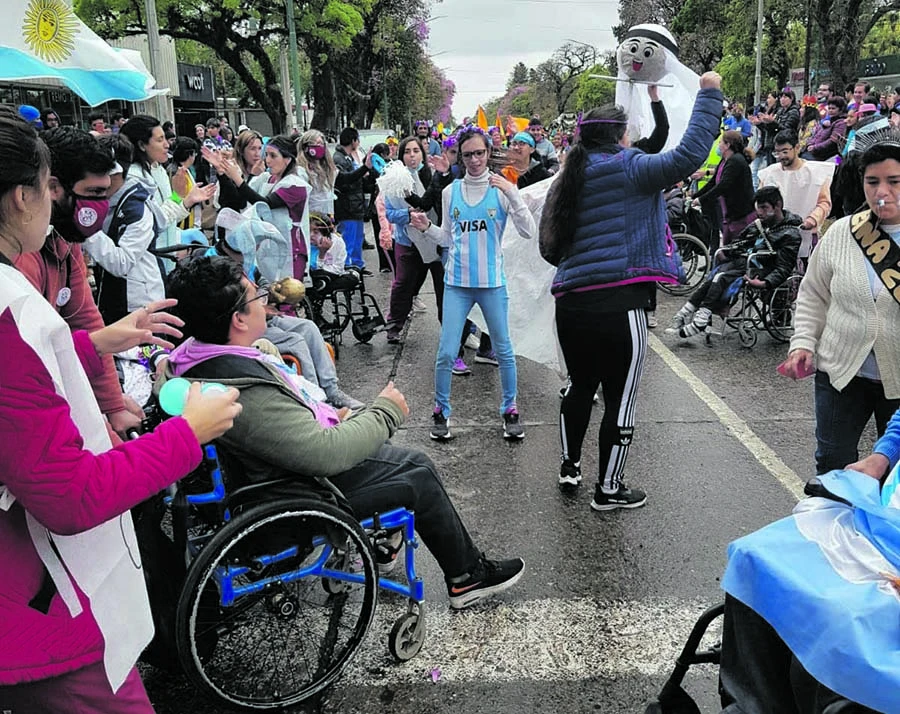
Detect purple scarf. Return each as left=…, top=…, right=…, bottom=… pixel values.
left=168, top=338, right=340, bottom=428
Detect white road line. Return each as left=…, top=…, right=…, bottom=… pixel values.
left=648, top=334, right=804, bottom=501
left=344, top=597, right=719, bottom=685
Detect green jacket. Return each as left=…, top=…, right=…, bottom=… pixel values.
left=162, top=354, right=405, bottom=482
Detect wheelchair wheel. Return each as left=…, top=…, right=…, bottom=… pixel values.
left=388, top=604, right=426, bottom=662
left=659, top=233, right=710, bottom=297
left=175, top=498, right=378, bottom=711
left=764, top=275, right=801, bottom=343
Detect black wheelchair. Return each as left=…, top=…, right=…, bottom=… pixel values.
left=133, top=398, right=426, bottom=711
left=660, top=188, right=715, bottom=298
left=299, top=267, right=387, bottom=352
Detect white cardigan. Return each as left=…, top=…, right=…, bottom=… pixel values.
left=790, top=215, right=900, bottom=398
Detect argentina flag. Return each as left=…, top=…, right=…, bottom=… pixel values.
left=0, top=0, right=165, bottom=106
left=722, top=469, right=900, bottom=713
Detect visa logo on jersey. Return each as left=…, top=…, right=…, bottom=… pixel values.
left=458, top=219, right=489, bottom=232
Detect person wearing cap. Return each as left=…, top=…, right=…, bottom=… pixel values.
left=526, top=118, right=560, bottom=174
left=504, top=131, right=553, bottom=188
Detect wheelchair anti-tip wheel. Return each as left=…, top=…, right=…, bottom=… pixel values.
left=175, top=498, right=378, bottom=711
left=388, top=603, right=426, bottom=661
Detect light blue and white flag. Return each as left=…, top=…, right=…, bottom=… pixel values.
left=722, top=468, right=900, bottom=713
left=0, top=0, right=165, bottom=106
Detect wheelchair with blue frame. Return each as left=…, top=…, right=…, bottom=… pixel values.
left=133, top=389, right=426, bottom=711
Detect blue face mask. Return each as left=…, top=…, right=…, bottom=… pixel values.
left=715, top=145, right=723, bottom=157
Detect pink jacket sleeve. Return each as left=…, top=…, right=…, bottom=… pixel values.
left=0, top=308, right=202, bottom=535
left=71, top=330, right=104, bottom=380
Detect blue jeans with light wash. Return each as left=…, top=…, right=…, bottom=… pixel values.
left=435, top=284, right=517, bottom=418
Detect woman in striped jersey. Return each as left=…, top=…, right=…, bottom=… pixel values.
left=418, top=128, right=537, bottom=441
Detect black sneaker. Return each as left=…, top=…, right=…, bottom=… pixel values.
left=558, top=460, right=582, bottom=490
left=373, top=529, right=404, bottom=576
left=503, top=408, right=525, bottom=440
left=591, top=484, right=647, bottom=511
left=430, top=409, right=452, bottom=441
left=447, top=556, right=525, bottom=610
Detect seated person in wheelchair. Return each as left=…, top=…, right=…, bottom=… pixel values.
left=716, top=408, right=900, bottom=714
left=668, top=186, right=801, bottom=338
left=308, top=211, right=362, bottom=293
left=163, top=255, right=525, bottom=610
left=210, top=222, right=365, bottom=411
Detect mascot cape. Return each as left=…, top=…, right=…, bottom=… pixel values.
left=615, top=24, right=699, bottom=151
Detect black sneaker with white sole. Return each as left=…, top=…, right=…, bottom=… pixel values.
left=447, top=556, right=525, bottom=610
left=373, top=529, right=404, bottom=576
left=430, top=409, right=452, bottom=441
left=502, top=408, right=525, bottom=440
left=590, top=483, right=647, bottom=511
left=558, top=460, right=582, bottom=490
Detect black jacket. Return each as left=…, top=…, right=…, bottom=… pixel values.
left=694, top=152, right=755, bottom=222
left=727, top=211, right=802, bottom=289
left=333, top=146, right=370, bottom=222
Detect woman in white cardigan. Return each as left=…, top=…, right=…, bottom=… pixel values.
left=783, top=137, right=900, bottom=473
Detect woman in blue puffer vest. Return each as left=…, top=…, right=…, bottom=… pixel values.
left=539, top=71, right=723, bottom=512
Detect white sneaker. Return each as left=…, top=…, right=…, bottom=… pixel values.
left=412, top=296, right=427, bottom=313
left=465, top=333, right=481, bottom=350
left=647, top=311, right=658, bottom=328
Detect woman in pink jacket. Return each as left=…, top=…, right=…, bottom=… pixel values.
left=0, top=112, right=242, bottom=712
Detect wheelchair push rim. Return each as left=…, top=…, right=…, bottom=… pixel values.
left=174, top=498, right=378, bottom=710
left=659, top=233, right=711, bottom=297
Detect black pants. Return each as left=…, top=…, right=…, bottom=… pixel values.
left=690, top=259, right=743, bottom=310
left=329, top=443, right=480, bottom=579
left=720, top=595, right=877, bottom=714
left=556, top=304, right=648, bottom=491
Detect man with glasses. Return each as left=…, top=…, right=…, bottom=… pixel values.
left=758, top=130, right=833, bottom=260
left=165, top=256, right=526, bottom=609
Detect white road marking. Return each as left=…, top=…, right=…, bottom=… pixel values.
left=648, top=334, right=804, bottom=501
left=344, top=597, right=719, bottom=685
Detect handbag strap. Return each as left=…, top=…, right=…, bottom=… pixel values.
left=849, top=209, right=900, bottom=305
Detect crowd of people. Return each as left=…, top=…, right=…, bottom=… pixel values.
left=2, top=62, right=900, bottom=713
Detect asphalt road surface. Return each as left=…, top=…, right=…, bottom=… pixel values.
left=144, top=264, right=877, bottom=714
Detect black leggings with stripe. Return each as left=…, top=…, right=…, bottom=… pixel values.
left=557, top=305, right=648, bottom=492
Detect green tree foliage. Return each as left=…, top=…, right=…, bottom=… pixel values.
left=507, top=62, right=529, bottom=90
left=860, top=10, right=900, bottom=57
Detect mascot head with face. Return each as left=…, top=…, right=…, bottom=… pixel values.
left=614, top=23, right=698, bottom=151
left=616, top=25, right=676, bottom=84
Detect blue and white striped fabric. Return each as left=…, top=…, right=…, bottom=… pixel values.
left=1, top=0, right=165, bottom=106
left=722, top=469, right=900, bottom=713
left=447, top=181, right=508, bottom=288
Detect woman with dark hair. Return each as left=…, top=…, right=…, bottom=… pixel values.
left=168, top=137, right=200, bottom=229
left=383, top=136, right=441, bottom=342
left=776, top=89, right=801, bottom=136
left=804, top=96, right=848, bottom=161
left=40, top=107, right=61, bottom=129
left=783, top=133, right=900, bottom=474
left=0, top=111, right=240, bottom=712
left=693, top=129, right=757, bottom=245
left=121, top=114, right=214, bottom=254
left=539, top=72, right=723, bottom=509
left=420, top=128, right=536, bottom=441
left=209, top=135, right=311, bottom=279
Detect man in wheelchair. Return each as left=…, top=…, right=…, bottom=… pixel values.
left=163, top=255, right=525, bottom=610
left=668, top=186, right=801, bottom=339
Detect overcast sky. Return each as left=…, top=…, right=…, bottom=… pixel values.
left=426, top=0, right=622, bottom=119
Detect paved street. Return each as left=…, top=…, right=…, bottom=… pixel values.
left=145, top=266, right=877, bottom=714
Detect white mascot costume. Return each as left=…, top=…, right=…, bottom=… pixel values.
left=615, top=24, right=699, bottom=151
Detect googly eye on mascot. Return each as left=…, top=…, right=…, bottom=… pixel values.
left=615, top=24, right=700, bottom=152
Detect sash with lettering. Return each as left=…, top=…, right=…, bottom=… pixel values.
left=850, top=208, right=900, bottom=304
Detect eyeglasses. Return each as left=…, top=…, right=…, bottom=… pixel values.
left=229, top=284, right=269, bottom=315
left=461, top=149, right=487, bottom=160
left=773, top=148, right=794, bottom=156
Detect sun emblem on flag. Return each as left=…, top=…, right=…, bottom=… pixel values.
left=487, top=208, right=497, bottom=219
left=22, top=0, right=79, bottom=63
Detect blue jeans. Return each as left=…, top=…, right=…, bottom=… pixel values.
left=434, top=284, right=517, bottom=417
left=338, top=220, right=365, bottom=269
left=814, top=371, right=900, bottom=474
